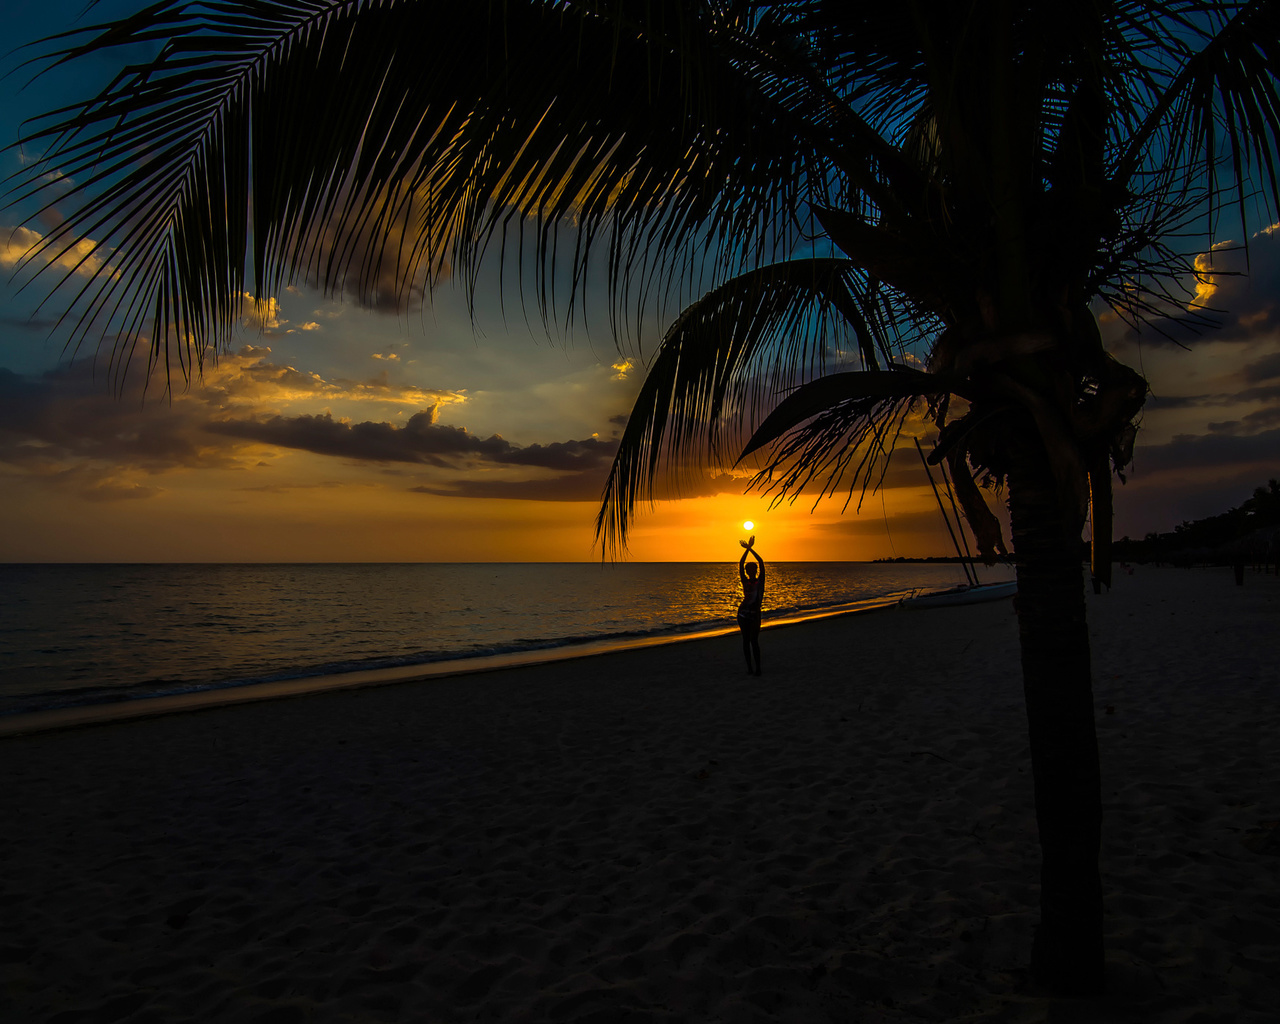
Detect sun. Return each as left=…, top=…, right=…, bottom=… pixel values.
left=742, top=520, right=754, bottom=531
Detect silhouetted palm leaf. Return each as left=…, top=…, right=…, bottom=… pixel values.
left=9, top=1, right=865, bottom=370
left=9, top=3, right=1280, bottom=995
left=739, top=367, right=960, bottom=457
left=595, top=256, right=899, bottom=552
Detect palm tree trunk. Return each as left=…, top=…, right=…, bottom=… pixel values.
left=1006, top=435, right=1105, bottom=996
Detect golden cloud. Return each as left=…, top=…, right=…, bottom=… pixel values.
left=1, top=225, right=109, bottom=279
left=1189, top=240, right=1239, bottom=310
left=241, top=293, right=283, bottom=330
left=200, top=346, right=468, bottom=412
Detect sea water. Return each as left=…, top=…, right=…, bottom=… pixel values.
left=0, top=561, right=1006, bottom=717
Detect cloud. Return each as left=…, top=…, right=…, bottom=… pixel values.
left=1207, top=405, right=1280, bottom=435
left=1187, top=239, right=1238, bottom=309
left=288, top=181, right=449, bottom=315
left=1, top=225, right=109, bottom=280
left=0, top=350, right=627, bottom=503
left=241, top=293, right=283, bottom=331
left=1130, top=428, right=1280, bottom=475
left=1111, top=223, right=1280, bottom=347
left=1242, top=351, right=1280, bottom=383
left=235, top=296, right=317, bottom=335
left=1146, top=382, right=1280, bottom=410
left=1144, top=392, right=1215, bottom=410
left=498, top=436, right=621, bottom=471
left=200, top=346, right=467, bottom=410
left=79, top=477, right=165, bottom=502
left=206, top=409, right=619, bottom=472
left=0, top=366, right=230, bottom=474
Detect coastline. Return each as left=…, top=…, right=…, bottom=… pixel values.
left=0, top=593, right=909, bottom=739
left=2, top=566, right=1277, bottom=1021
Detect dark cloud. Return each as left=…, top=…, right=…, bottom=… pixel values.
left=206, top=410, right=618, bottom=471
left=1110, top=227, right=1280, bottom=347
left=207, top=410, right=501, bottom=466
left=1242, top=351, right=1280, bottom=383
left=1145, top=385, right=1280, bottom=410
left=289, top=184, right=446, bottom=316
left=1144, top=392, right=1215, bottom=410
left=1237, top=383, right=1280, bottom=403
left=1084, top=422, right=1280, bottom=534
left=503, top=437, right=621, bottom=471
left=0, top=315, right=65, bottom=335
left=1130, top=428, right=1280, bottom=474
left=0, top=365, right=223, bottom=473
left=1207, top=406, right=1280, bottom=435
left=0, top=356, right=624, bottom=503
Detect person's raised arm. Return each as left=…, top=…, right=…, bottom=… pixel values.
left=749, top=546, right=765, bottom=583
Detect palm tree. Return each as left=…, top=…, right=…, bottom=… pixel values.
left=10, top=0, right=1279, bottom=996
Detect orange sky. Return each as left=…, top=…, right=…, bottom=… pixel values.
left=0, top=281, right=976, bottom=562
left=1, top=3, right=1277, bottom=562
left=3, top=235, right=1278, bottom=562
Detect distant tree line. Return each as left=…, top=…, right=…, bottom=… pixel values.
left=1112, top=480, right=1280, bottom=570
left=877, top=480, right=1280, bottom=573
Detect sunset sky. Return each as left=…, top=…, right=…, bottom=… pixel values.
left=2, top=2, right=1278, bottom=563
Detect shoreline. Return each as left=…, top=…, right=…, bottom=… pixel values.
left=0, top=592, right=913, bottom=739
left=3, top=566, right=1277, bottom=1022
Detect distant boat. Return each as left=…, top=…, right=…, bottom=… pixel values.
left=900, top=580, right=1018, bottom=609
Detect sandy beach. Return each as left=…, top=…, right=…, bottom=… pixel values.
left=2, top=566, right=1277, bottom=1023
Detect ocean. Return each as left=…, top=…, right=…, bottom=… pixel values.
left=0, top=561, right=1009, bottom=718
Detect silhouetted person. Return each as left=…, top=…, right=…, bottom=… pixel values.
left=737, top=537, right=765, bottom=675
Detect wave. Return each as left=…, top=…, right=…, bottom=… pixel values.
left=0, top=592, right=909, bottom=719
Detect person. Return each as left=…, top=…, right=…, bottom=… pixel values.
left=737, top=536, right=765, bottom=676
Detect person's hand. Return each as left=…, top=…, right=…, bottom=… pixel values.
left=739, top=539, right=750, bottom=549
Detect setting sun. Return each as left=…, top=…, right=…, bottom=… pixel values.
left=742, top=520, right=754, bottom=531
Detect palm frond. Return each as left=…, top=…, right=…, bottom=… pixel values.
left=1109, top=1, right=1280, bottom=265
left=738, top=367, right=962, bottom=459
left=6, top=0, right=869, bottom=370
left=594, top=257, right=894, bottom=553
left=743, top=388, right=918, bottom=518
left=730, top=365, right=961, bottom=526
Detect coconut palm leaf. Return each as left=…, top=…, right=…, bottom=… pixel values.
left=741, top=384, right=922, bottom=516
left=729, top=366, right=960, bottom=520
left=8, top=0, right=884, bottom=370
left=1113, top=0, right=1280, bottom=232
left=594, top=256, right=904, bottom=553
left=12, top=0, right=1280, bottom=1001
left=737, top=367, right=962, bottom=461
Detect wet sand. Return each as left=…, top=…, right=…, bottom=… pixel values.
left=1, top=566, right=1277, bottom=1022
